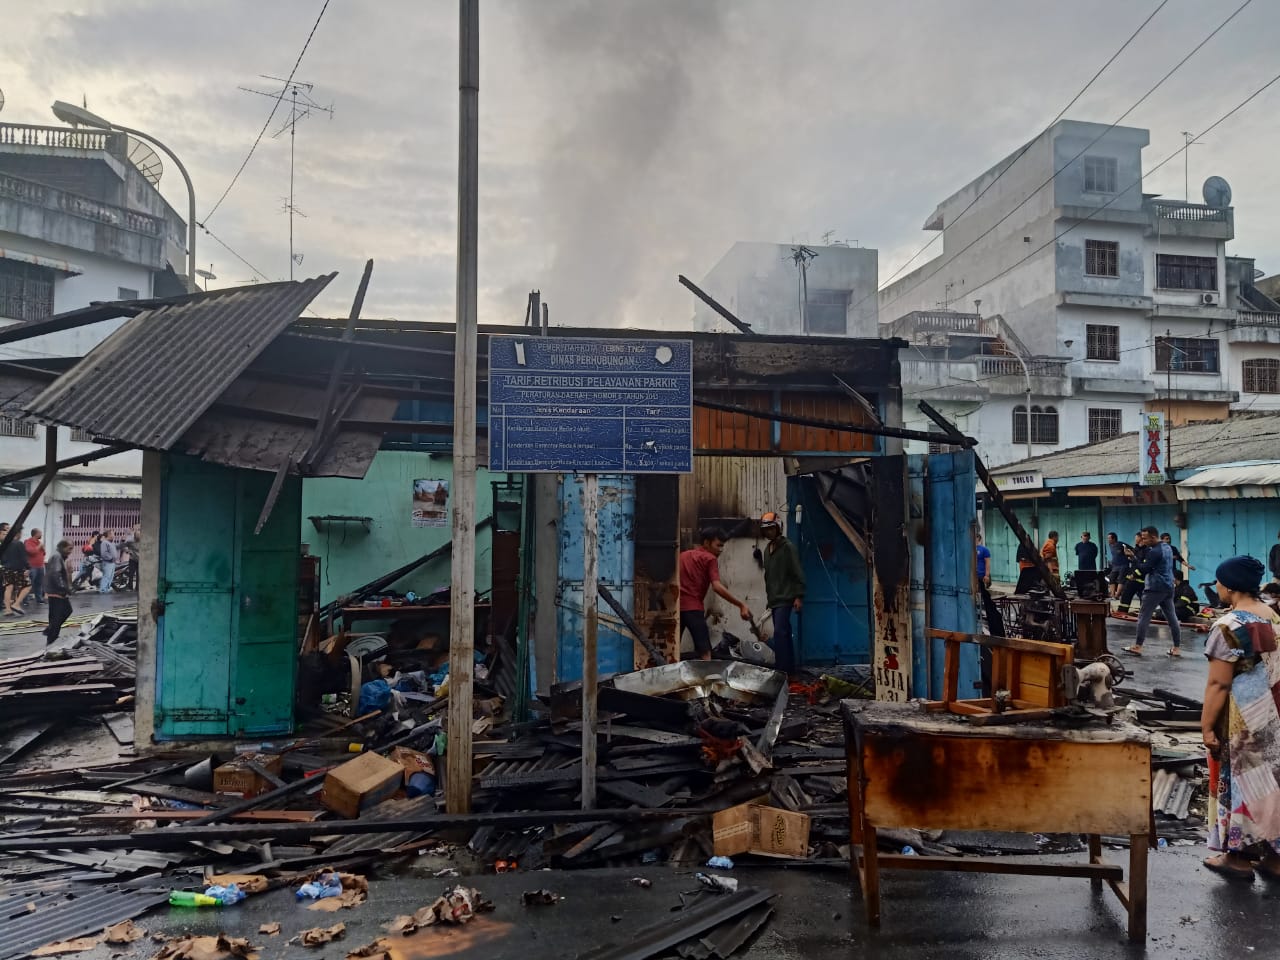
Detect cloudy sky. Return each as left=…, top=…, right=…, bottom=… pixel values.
left=2, top=0, right=1278, bottom=325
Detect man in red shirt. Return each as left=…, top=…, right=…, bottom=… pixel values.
left=680, top=527, right=752, bottom=661
left=24, top=528, right=46, bottom=605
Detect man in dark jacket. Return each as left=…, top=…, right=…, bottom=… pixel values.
left=44, top=540, right=74, bottom=646
left=760, top=511, right=805, bottom=676
left=1106, top=532, right=1129, bottom=599
left=1124, top=526, right=1182, bottom=656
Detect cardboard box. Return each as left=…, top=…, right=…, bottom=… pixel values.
left=213, top=754, right=284, bottom=799
left=320, top=751, right=404, bottom=818
left=389, top=747, right=435, bottom=785
left=712, top=802, right=811, bottom=859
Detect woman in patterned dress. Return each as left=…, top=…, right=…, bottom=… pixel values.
left=1201, top=555, right=1280, bottom=881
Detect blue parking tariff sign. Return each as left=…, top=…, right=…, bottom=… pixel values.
left=488, top=336, right=693, bottom=474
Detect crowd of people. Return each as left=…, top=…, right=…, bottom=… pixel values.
left=987, top=526, right=1280, bottom=883
left=0, top=524, right=141, bottom=646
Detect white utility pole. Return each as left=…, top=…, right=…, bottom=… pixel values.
left=446, top=0, right=479, bottom=815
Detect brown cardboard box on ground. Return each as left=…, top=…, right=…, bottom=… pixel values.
left=320, top=751, right=404, bottom=818
left=712, top=801, right=811, bottom=859
left=213, top=754, right=284, bottom=799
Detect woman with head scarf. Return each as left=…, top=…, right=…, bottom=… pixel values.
left=1201, top=555, right=1280, bottom=881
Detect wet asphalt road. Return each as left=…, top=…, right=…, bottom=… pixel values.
left=63, top=850, right=1280, bottom=960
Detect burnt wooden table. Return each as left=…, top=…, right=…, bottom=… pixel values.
left=842, top=700, right=1152, bottom=942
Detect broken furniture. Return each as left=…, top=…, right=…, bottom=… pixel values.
left=925, top=629, right=1075, bottom=722
left=843, top=699, right=1151, bottom=942
left=337, top=600, right=492, bottom=634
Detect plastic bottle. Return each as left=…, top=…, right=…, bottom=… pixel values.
left=1157, top=838, right=1168, bottom=850
left=901, top=846, right=917, bottom=856
left=203, top=884, right=245, bottom=905
left=169, top=891, right=221, bottom=908
left=706, top=856, right=734, bottom=870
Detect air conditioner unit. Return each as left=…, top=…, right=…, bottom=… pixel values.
left=1201, top=292, right=1218, bottom=306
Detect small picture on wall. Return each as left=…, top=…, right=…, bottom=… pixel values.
left=412, top=479, right=449, bottom=528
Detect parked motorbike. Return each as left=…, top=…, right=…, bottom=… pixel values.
left=72, top=556, right=137, bottom=593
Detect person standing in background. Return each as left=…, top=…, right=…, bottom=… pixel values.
left=1107, top=532, right=1129, bottom=599
left=1269, top=531, right=1280, bottom=583
left=1161, top=532, right=1195, bottom=578
left=1075, top=531, right=1098, bottom=571
left=43, top=540, right=74, bottom=646
left=1124, top=526, right=1182, bottom=657
left=1015, top=541, right=1040, bottom=593
left=760, top=511, right=805, bottom=676
left=2, top=527, right=31, bottom=616
left=24, top=528, right=45, bottom=605
left=975, top=534, right=992, bottom=588
left=97, top=530, right=118, bottom=594
left=1041, top=531, right=1060, bottom=582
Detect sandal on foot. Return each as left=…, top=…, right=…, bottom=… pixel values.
left=1203, top=856, right=1255, bottom=881
left=1167, top=648, right=1182, bottom=658
left=1122, top=645, right=1144, bottom=656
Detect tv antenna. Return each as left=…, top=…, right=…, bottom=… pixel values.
left=238, top=75, right=333, bottom=279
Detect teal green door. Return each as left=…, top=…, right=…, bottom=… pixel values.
left=156, top=456, right=300, bottom=740
left=233, top=470, right=301, bottom=735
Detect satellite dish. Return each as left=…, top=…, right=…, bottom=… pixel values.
left=1202, top=176, right=1232, bottom=209
left=126, top=136, right=163, bottom=186
left=0, top=88, right=5, bottom=113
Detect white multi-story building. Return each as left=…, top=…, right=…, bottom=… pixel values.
left=0, top=114, right=191, bottom=543
left=878, top=119, right=1279, bottom=467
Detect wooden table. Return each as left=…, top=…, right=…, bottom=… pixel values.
left=842, top=700, right=1152, bottom=942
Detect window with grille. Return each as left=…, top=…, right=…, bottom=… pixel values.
left=1084, top=240, right=1119, bottom=277
left=0, top=259, right=55, bottom=322
left=1155, top=337, right=1219, bottom=373
left=1083, top=157, right=1117, bottom=194
left=1243, top=358, right=1280, bottom=394
left=928, top=441, right=958, bottom=455
left=1088, top=408, right=1123, bottom=444
left=803, top=289, right=849, bottom=335
left=0, top=416, right=36, bottom=438
left=1012, top=405, right=1059, bottom=445
left=1155, top=254, right=1217, bottom=291
left=1085, top=324, right=1119, bottom=361
left=70, top=427, right=94, bottom=442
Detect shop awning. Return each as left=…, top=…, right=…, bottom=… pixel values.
left=1176, top=463, right=1280, bottom=500
left=0, top=248, right=84, bottom=275
left=1068, top=484, right=1136, bottom=498
left=53, top=479, right=141, bottom=501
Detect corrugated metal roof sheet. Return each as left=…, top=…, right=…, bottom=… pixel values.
left=24, top=275, right=335, bottom=449
left=990, top=414, right=1280, bottom=482
left=1176, top=462, right=1280, bottom=499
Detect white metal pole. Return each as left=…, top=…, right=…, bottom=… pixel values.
left=581, top=473, right=599, bottom=810
left=446, top=0, right=479, bottom=815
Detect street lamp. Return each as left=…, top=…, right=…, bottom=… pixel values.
left=51, top=100, right=196, bottom=290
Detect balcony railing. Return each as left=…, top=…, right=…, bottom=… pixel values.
left=979, top=356, right=1068, bottom=379
left=1149, top=200, right=1229, bottom=223
left=0, top=172, right=161, bottom=236
left=907, top=311, right=985, bottom=335
left=0, top=122, right=125, bottom=154
left=1232, top=310, right=1280, bottom=328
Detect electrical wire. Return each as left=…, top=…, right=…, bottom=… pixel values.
left=198, top=222, right=272, bottom=282
left=872, top=0, right=1171, bottom=297
left=872, top=0, right=1254, bottom=320
left=201, top=0, right=332, bottom=224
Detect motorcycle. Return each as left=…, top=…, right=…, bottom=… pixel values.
left=72, top=555, right=137, bottom=593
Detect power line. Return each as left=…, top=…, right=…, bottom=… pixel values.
left=873, top=0, right=1254, bottom=320
left=872, top=0, right=1170, bottom=298
left=202, top=0, right=332, bottom=224
left=198, top=222, right=271, bottom=282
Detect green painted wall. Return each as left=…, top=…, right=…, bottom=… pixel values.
left=301, top=451, right=500, bottom=607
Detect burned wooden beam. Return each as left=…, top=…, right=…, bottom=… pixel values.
left=677, top=274, right=755, bottom=335
left=0, top=806, right=721, bottom=853
left=598, top=582, right=668, bottom=665
left=694, top=397, right=972, bottom=447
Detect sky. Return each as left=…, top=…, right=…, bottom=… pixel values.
left=1, top=0, right=1278, bottom=326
